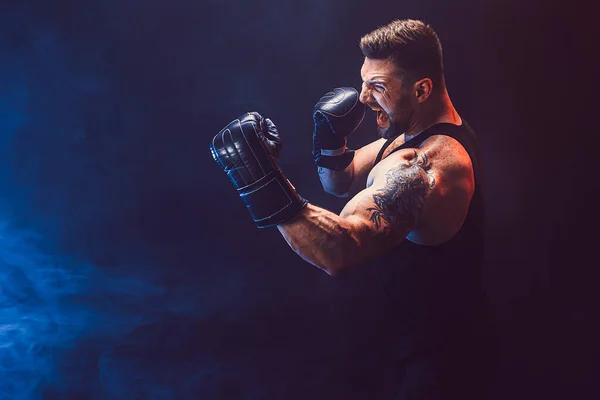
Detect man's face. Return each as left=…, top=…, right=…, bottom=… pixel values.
left=359, top=57, right=414, bottom=139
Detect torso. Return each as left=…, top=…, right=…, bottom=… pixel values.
left=365, top=134, right=408, bottom=189
left=369, top=121, right=490, bottom=400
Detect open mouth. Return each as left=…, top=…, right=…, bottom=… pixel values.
left=375, top=109, right=390, bottom=128
left=367, top=103, right=390, bottom=128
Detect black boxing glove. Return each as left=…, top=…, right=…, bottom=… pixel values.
left=313, top=87, right=366, bottom=170
left=210, top=112, right=307, bottom=228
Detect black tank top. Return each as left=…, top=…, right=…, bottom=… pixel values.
left=372, top=120, right=493, bottom=398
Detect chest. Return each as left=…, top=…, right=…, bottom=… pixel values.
left=366, top=137, right=409, bottom=188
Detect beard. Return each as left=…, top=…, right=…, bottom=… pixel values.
left=374, top=95, right=413, bottom=139
left=377, top=120, right=399, bottom=139
left=376, top=112, right=411, bottom=139
left=376, top=124, right=394, bottom=139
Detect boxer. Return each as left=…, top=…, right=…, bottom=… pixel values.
left=211, top=19, right=493, bottom=400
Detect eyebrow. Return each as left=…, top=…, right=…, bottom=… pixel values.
left=364, top=78, right=387, bottom=85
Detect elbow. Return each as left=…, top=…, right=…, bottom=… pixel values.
left=308, top=258, right=345, bottom=277
left=323, top=227, right=365, bottom=276
left=322, top=186, right=351, bottom=199
left=319, top=178, right=352, bottom=198
left=323, top=263, right=341, bottom=277
left=319, top=263, right=341, bottom=277
left=320, top=251, right=362, bottom=277
left=289, top=246, right=348, bottom=277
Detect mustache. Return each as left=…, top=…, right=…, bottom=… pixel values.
left=367, top=102, right=383, bottom=110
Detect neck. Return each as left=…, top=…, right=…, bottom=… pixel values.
left=405, top=89, right=461, bottom=139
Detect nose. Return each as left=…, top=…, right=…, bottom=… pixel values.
left=359, top=82, right=372, bottom=104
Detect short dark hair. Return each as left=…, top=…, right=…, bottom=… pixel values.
left=360, top=19, right=444, bottom=86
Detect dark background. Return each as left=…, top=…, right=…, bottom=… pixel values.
left=0, top=0, right=596, bottom=399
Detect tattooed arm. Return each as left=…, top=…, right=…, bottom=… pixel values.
left=278, top=148, right=438, bottom=275
left=279, top=134, right=475, bottom=275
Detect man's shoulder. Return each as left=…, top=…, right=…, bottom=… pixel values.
left=420, top=133, right=474, bottom=177
left=369, top=134, right=473, bottom=189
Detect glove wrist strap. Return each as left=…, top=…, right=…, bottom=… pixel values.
left=320, top=143, right=347, bottom=157
left=237, top=169, right=308, bottom=228
left=315, top=150, right=355, bottom=171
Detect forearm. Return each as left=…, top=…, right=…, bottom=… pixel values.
left=317, top=138, right=385, bottom=198
left=277, top=203, right=362, bottom=276
left=317, top=162, right=355, bottom=198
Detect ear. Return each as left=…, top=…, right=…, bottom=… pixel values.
left=414, top=78, right=433, bottom=103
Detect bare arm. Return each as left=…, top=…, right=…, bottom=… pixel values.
left=280, top=134, right=475, bottom=275
left=279, top=149, right=437, bottom=275
left=318, top=138, right=387, bottom=198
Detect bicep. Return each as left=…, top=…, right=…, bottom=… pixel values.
left=407, top=136, right=475, bottom=244
left=340, top=151, right=436, bottom=256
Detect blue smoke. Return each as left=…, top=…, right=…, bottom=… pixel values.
left=0, top=222, right=168, bottom=399
left=0, top=5, right=169, bottom=397
left=1, top=1, right=399, bottom=398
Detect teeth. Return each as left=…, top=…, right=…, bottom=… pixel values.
left=376, top=110, right=389, bottom=126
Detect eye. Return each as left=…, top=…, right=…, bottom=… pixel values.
left=374, top=84, right=385, bottom=92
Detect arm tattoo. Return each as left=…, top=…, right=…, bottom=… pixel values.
left=367, top=151, right=435, bottom=233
